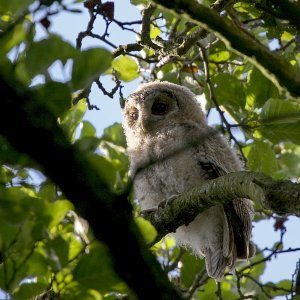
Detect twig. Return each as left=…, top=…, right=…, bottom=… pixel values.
left=94, top=69, right=123, bottom=99
left=198, top=45, right=247, bottom=161
left=292, top=259, right=300, bottom=296
left=139, top=4, right=161, bottom=50
left=76, top=9, right=97, bottom=50
left=216, top=281, right=223, bottom=300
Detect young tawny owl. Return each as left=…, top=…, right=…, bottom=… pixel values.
left=122, top=81, right=255, bottom=281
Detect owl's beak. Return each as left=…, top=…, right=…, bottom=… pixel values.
left=140, top=118, right=151, bottom=133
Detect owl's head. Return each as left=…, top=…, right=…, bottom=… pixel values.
left=122, top=81, right=206, bottom=138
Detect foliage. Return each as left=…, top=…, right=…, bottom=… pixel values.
left=1, top=0, right=300, bottom=299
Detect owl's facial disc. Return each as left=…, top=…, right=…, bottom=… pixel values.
left=125, top=89, right=179, bottom=134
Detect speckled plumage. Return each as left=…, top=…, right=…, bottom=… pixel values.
left=122, top=81, right=255, bottom=280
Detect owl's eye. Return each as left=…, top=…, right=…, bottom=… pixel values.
left=151, top=102, right=169, bottom=115
left=130, top=110, right=139, bottom=121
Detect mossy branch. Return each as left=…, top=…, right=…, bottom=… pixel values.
left=143, top=171, right=300, bottom=240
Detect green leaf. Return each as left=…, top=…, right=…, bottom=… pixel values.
left=0, top=0, right=34, bottom=14
left=98, top=126, right=129, bottom=191
left=45, top=236, right=70, bottom=271
left=75, top=137, right=101, bottom=153
left=60, top=100, right=87, bottom=141
left=130, top=0, right=150, bottom=6
left=73, top=242, right=127, bottom=294
left=75, top=121, right=99, bottom=152
left=47, top=200, right=74, bottom=229
left=80, top=121, right=97, bottom=138
left=38, top=181, right=57, bottom=202
left=13, top=282, right=48, bottom=300
left=258, top=98, right=300, bottom=144
left=87, top=154, right=116, bottom=190
left=260, top=98, right=300, bottom=122
left=72, top=48, right=112, bottom=90
left=24, top=35, right=77, bottom=78
left=281, top=31, right=294, bottom=42
left=243, top=140, right=278, bottom=177
left=258, top=122, right=300, bottom=144
left=34, top=81, right=72, bottom=117
left=157, top=71, right=179, bottom=84
left=68, top=234, right=85, bottom=261
left=19, top=250, right=49, bottom=279
left=209, top=50, right=230, bottom=62
left=0, top=166, right=14, bottom=185
left=246, top=68, right=279, bottom=108
left=210, top=73, right=245, bottom=111
left=135, top=217, right=157, bottom=244
left=99, top=141, right=128, bottom=176
left=0, top=23, right=27, bottom=57
left=263, top=279, right=292, bottom=297
left=150, top=24, right=161, bottom=39
left=180, top=251, right=205, bottom=288
left=0, top=187, right=40, bottom=224
left=13, top=246, right=49, bottom=280
left=241, top=251, right=265, bottom=279
left=196, top=278, right=218, bottom=299
left=101, top=123, right=127, bottom=148
left=278, top=145, right=300, bottom=178
left=112, top=55, right=139, bottom=82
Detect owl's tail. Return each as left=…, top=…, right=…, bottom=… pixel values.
left=205, top=200, right=255, bottom=281
left=227, top=199, right=255, bottom=259
left=205, top=248, right=231, bottom=281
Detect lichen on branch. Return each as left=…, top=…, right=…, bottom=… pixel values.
left=143, top=171, right=300, bottom=240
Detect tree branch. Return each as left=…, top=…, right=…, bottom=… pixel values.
left=142, top=171, right=300, bottom=240
left=0, top=73, right=182, bottom=300
left=113, top=43, right=143, bottom=57
left=139, top=4, right=161, bottom=50
left=257, top=0, right=300, bottom=29
left=151, top=0, right=300, bottom=98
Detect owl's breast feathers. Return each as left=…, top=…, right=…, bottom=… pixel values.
left=129, top=122, right=214, bottom=176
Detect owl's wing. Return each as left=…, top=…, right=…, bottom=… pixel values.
left=197, top=151, right=254, bottom=263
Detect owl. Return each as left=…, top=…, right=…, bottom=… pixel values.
left=122, top=81, right=255, bottom=281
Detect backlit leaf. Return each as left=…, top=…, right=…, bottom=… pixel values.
left=243, top=140, right=278, bottom=177
left=246, top=68, right=279, bottom=108
left=210, top=73, right=245, bottom=111
left=135, top=217, right=157, bottom=244
left=258, top=98, right=300, bottom=144
left=24, top=35, right=77, bottom=78
left=73, top=242, right=127, bottom=293
left=72, top=48, right=112, bottom=90
left=112, top=55, right=139, bottom=82
left=60, top=100, right=87, bottom=141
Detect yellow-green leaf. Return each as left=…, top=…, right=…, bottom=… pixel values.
left=112, top=55, right=139, bottom=82
left=135, top=217, right=157, bottom=244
